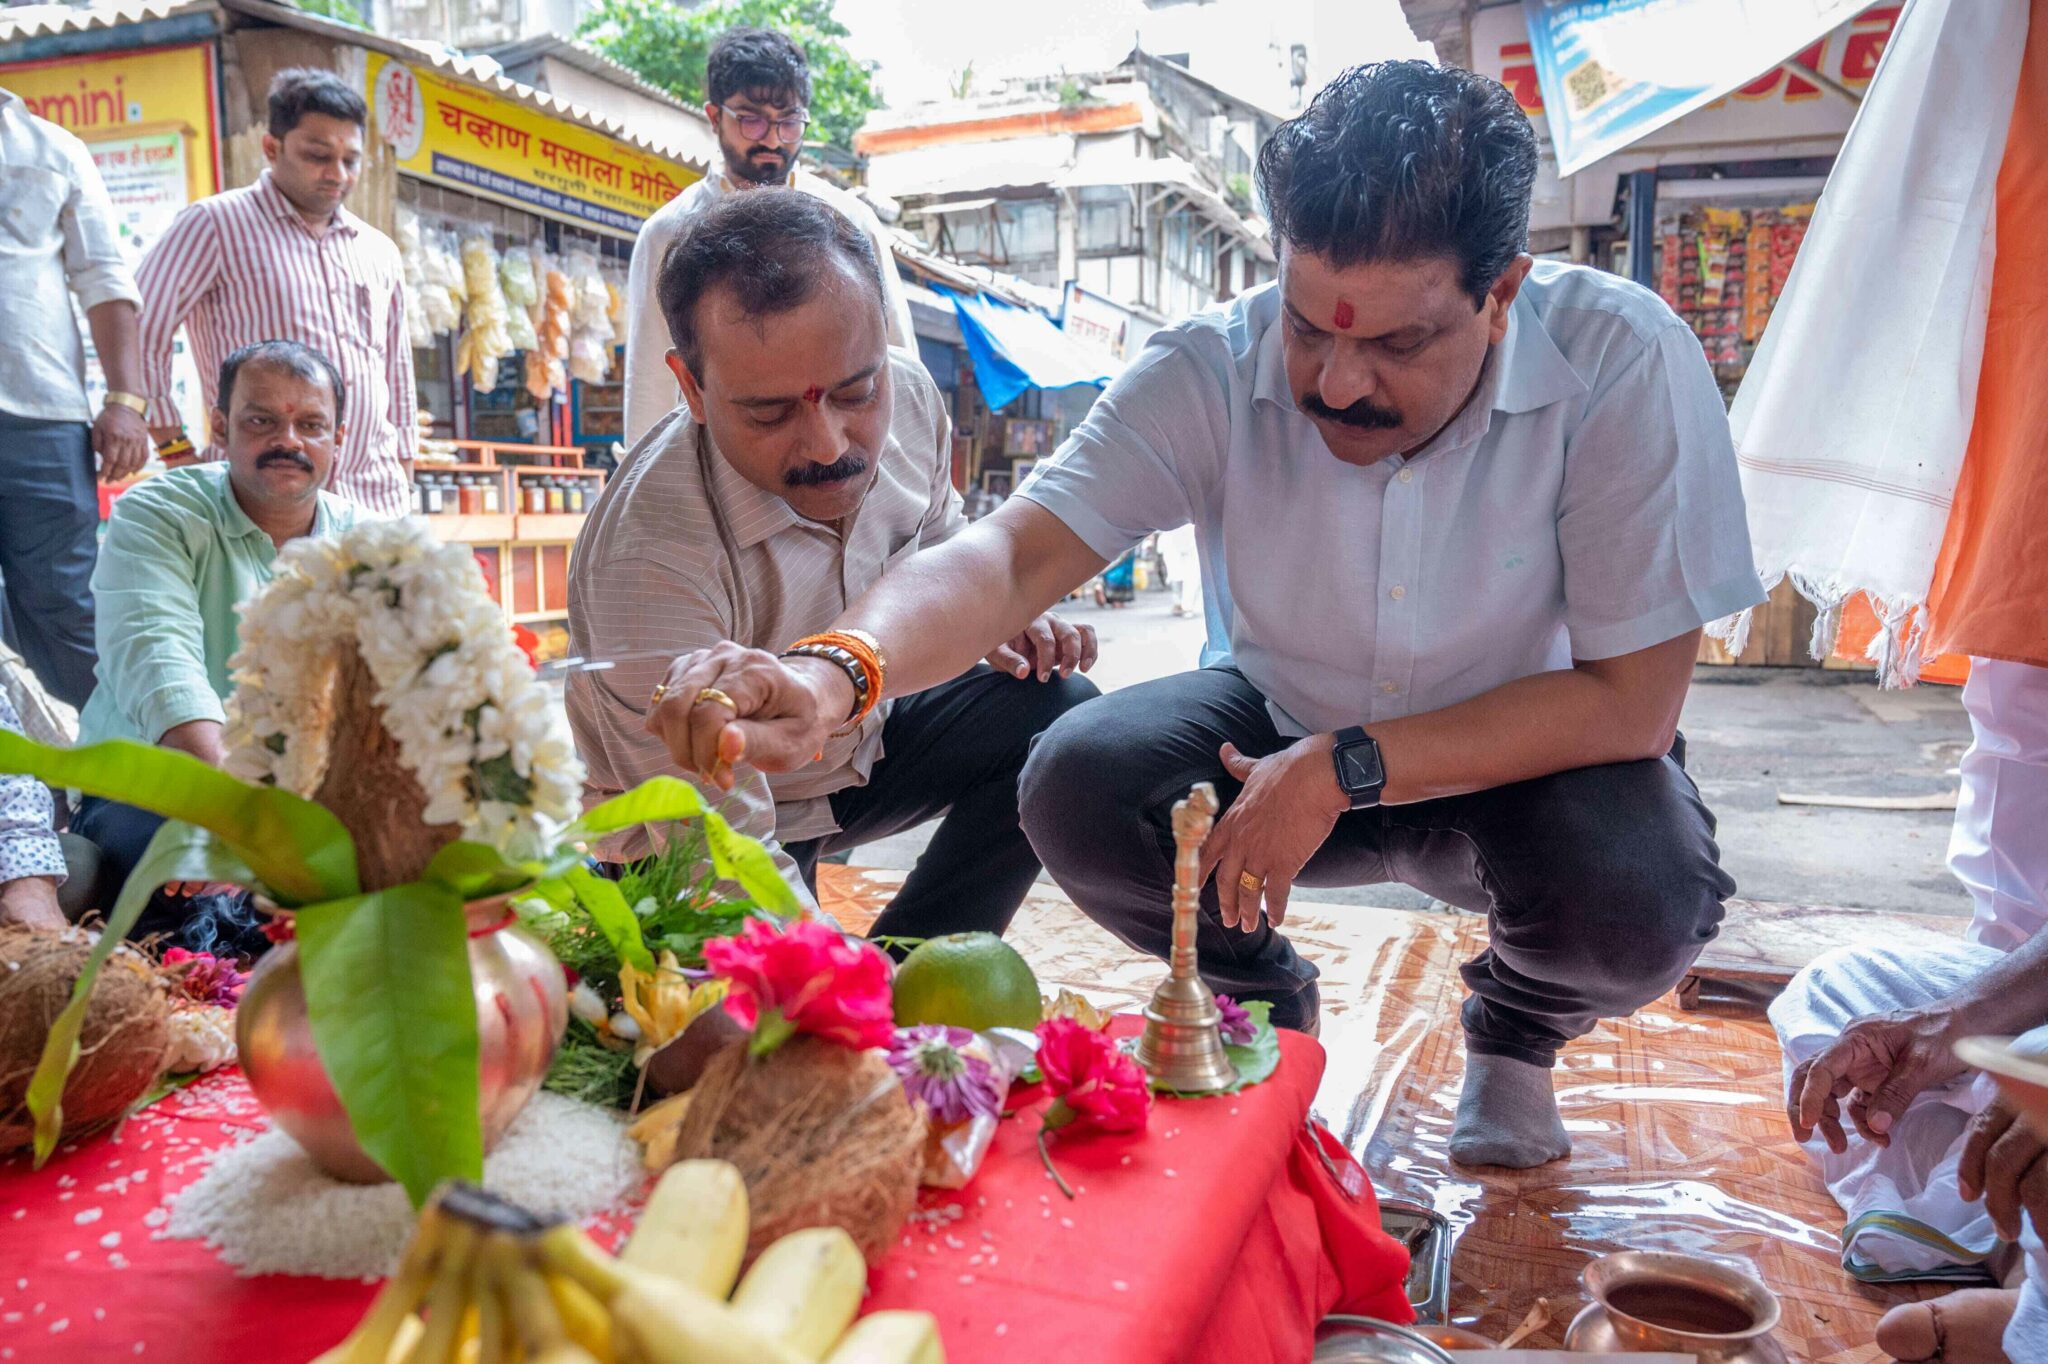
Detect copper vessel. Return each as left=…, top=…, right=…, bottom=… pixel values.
left=1565, top=1250, right=1789, bottom=1362
left=235, top=897, right=568, bottom=1184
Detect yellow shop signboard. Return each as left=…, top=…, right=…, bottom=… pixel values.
left=366, top=52, right=697, bottom=235
left=0, top=43, right=220, bottom=204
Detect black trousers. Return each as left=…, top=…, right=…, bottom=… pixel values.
left=0, top=412, right=100, bottom=708
left=786, top=664, right=1098, bottom=944
left=1017, top=666, right=1733, bottom=1065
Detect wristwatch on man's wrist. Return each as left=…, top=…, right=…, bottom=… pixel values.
left=102, top=391, right=148, bottom=416
left=1330, top=726, right=1387, bottom=809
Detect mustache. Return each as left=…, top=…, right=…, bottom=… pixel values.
left=1300, top=391, right=1404, bottom=431
left=255, top=446, right=315, bottom=472
left=784, top=454, right=868, bottom=488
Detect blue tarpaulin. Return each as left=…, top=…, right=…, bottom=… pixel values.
left=944, top=289, right=1118, bottom=411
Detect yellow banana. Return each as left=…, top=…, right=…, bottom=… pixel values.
left=537, top=1225, right=810, bottom=1364
left=546, top=1272, right=616, bottom=1363
left=311, top=1206, right=446, bottom=1364
left=620, top=1160, right=749, bottom=1298
left=728, top=1228, right=866, bottom=1361
left=402, top=1219, right=479, bottom=1364
left=472, top=1235, right=514, bottom=1364
left=822, top=1313, right=946, bottom=1364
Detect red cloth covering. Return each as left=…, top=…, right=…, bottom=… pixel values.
left=0, top=1022, right=1408, bottom=1363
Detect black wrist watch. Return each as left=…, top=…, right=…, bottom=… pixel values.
left=1330, top=726, right=1387, bottom=809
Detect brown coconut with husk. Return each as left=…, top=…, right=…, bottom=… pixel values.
left=0, top=925, right=171, bottom=1153
left=298, top=642, right=461, bottom=891
left=669, top=1036, right=925, bottom=1266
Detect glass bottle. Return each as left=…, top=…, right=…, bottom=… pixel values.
left=481, top=476, right=501, bottom=515
left=423, top=474, right=446, bottom=515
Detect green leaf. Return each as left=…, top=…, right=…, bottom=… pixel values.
left=567, top=776, right=800, bottom=918
left=0, top=731, right=357, bottom=904
left=295, top=882, right=481, bottom=1208
left=26, top=819, right=243, bottom=1163
left=559, top=864, right=656, bottom=974
left=1219, top=1000, right=1281, bottom=1093
left=420, top=840, right=580, bottom=902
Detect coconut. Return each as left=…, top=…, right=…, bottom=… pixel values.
left=0, top=925, right=172, bottom=1153
left=306, top=644, right=462, bottom=891
left=669, top=1037, right=925, bottom=1265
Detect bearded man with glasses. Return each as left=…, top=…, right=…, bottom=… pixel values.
left=623, top=26, right=916, bottom=448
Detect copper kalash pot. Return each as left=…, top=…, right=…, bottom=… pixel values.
left=1565, top=1250, right=1789, bottom=1362
left=235, top=896, right=568, bottom=1184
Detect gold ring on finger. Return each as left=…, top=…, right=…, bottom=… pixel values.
left=695, top=686, right=737, bottom=711
left=1239, top=870, right=1264, bottom=894
left=648, top=682, right=669, bottom=707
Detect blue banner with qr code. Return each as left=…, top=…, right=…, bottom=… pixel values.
left=1518, top=0, right=1868, bottom=175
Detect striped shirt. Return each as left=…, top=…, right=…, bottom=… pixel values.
left=135, top=171, right=416, bottom=518
left=565, top=351, right=963, bottom=894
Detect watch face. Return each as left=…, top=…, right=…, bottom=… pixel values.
left=1338, top=739, right=1384, bottom=793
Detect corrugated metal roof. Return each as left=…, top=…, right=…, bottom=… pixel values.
left=0, top=0, right=213, bottom=41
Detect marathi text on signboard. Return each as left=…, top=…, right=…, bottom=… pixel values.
left=365, top=53, right=699, bottom=236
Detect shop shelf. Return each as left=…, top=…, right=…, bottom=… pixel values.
left=515, top=512, right=588, bottom=541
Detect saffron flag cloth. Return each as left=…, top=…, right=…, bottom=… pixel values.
left=0, top=1024, right=1409, bottom=1363
left=1716, top=0, right=2029, bottom=682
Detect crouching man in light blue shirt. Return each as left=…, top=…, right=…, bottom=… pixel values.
left=644, top=62, right=1768, bottom=1170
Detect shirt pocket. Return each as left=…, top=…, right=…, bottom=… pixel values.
left=0, top=166, right=65, bottom=250
left=346, top=280, right=376, bottom=347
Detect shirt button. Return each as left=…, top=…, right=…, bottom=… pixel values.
left=1389, top=584, right=1407, bottom=600
left=1398, top=468, right=1414, bottom=484
left=1380, top=681, right=1398, bottom=694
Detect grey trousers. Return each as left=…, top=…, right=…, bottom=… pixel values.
left=0, top=412, right=99, bottom=708
left=1017, top=665, right=1734, bottom=1064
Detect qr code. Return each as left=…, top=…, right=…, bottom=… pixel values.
left=1564, top=58, right=1621, bottom=113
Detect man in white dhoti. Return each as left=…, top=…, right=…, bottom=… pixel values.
left=1773, top=661, right=2048, bottom=1362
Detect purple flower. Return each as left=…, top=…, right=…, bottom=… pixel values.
left=163, top=948, right=249, bottom=1008
left=1215, top=994, right=1257, bottom=1047
left=887, top=1024, right=1005, bottom=1127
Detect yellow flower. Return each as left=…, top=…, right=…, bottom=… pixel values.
left=618, top=951, right=727, bottom=1065
left=1041, top=988, right=1112, bottom=1031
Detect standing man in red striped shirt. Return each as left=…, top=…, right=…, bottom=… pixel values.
left=137, top=69, right=416, bottom=518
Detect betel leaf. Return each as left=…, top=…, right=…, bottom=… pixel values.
left=559, top=864, right=656, bottom=973
left=569, top=776, right=800, bottom=917
left=1219, top=1000, right=1281, bottom=1093
left=26, top=820, right=253, bottom=1163
left=295, top=881, right=481, bottom=1209
left=0, top=731, right=357, bottom=904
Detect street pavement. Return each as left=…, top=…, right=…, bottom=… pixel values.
left=851, top=586, right=1977, bottom=918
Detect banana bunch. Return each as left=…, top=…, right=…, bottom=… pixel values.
left=312, top=1163, right=943, bottom=1364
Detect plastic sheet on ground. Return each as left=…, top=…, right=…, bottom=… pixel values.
left=819, top=867, right=1941, bottom=1361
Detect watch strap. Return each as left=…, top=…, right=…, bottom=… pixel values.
left=1331, top=725, right=1387, bottom=809
left=102, top=391, right=149, bottom=415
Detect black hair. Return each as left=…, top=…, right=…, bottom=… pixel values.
left=267, top=67, right=368, bottom=138
left=1256, top=61, right=1537, bottom=304
left=657, top=191, right=883, bottom=381
left=706, top=27, right=812, bottom=109
left=216, top=340, right=346, bottom=418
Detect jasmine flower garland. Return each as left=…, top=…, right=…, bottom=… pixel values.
left=222, top=520, right=583, bottom=858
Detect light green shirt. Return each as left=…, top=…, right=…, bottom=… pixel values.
left=77, top=463, right=357, bottom=748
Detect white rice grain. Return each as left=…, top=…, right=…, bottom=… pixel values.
left=161, top=1094, right=642, bottom=1279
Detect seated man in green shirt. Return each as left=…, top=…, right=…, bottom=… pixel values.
left=73, top=339, right=358, bottom=949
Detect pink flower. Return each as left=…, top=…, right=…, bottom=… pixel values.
left=703, top=918, right=895, bottom=1057
left=887, top=1025, right=1004, bottom=1126
left=1037, top=1018, right=1152, bottom=1134
left=162, top=948, right=249, bottom=1007
left=1215, top=994, right=1257, bottom=1047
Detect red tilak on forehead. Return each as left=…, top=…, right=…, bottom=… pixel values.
left=801, top=385, right=824, bottom=405
left=1332, top=299, right=1355, bottom=330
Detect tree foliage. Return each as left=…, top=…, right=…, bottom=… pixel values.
left=579, top=0, right=879, bottom=152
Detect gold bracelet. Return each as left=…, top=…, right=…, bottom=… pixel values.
left=102, top=391, right=149, bottom=416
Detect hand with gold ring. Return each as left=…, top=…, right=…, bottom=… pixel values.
left=644, top=641, right=839, bottom=790
left=1200, top=735, right=1352, bottom=932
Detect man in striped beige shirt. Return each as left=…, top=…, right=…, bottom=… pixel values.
left=567, top=192, right=1098, bottom=938
left=136, top=68, right=416, bottom=519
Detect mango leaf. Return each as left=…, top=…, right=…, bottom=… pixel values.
left=0, top=731, right=357, bottom=904
left=420, top=840, right=580, bottom=902
left=295, top=882, right=480, bottom=1208
left=27, top=820, right=251, bottom=1163
left=559, top=864, right=656, bottom=973
left=569, top=776, right=800, bottom=917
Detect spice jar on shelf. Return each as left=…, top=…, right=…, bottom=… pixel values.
left=566, top=479, right=587, bottom=514
left=523, top=478, right=547, bottom=514
left=545, top=477, right=567, bottom=514
left=481, top=476, right=501, bottom=515
left=458, top=474, right=483, bottom=516
left=422, top=474, right=446, bottom=516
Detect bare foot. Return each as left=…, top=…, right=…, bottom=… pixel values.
left=1876, top=1287, right=2019, bottom=1362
